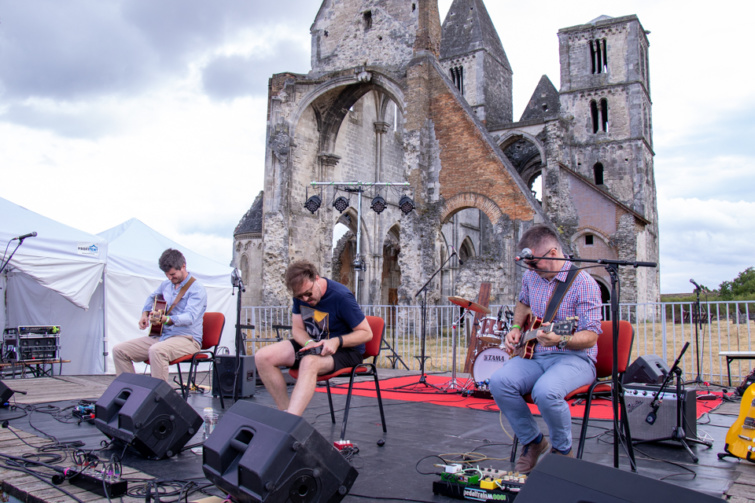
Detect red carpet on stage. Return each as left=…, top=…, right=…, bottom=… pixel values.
left=318, top=374, right=723, bottom=420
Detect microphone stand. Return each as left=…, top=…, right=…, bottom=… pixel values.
left=231, top=275, right=247, bottom=404
left=689, top=283, right=704, bottom=385
left=0, top=237, right=31, bottom=275
left=395, top=250, right=455, bottom=391
left=636, top=341, right=712, bottom=461
left=524, top=252, right=656, bottom=471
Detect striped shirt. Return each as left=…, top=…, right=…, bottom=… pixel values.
left=518, top=260, right=601, bottom=361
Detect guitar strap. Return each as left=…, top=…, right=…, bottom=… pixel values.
left=543, top=264, right=580, bottom=323
left=165, top=276, right=196, bottom=316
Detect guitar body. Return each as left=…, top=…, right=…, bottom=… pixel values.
left=514, top=315, right=542, bottom=359
left=724, top=383, right=755, bottom=462
left=510, top=315, right=578, bottom=359
left=149, top=294, right=167, bottom=337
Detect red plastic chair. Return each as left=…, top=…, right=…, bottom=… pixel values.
left=288, top=315, right=387, bottom=441
left=147, top=312, right=226, bottom=406
left=510, top=320, right=634, bottom=459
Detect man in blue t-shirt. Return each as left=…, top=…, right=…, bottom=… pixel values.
left=255, top=260, right=372, bottom=416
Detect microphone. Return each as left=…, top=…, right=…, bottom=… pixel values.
left=231, top=269, right=246, bottom=292
left=12, top=232, right=37, bottom=241
left=515, top=248, right=533, bottom=261
left=690, top=278, right=701, bottom=291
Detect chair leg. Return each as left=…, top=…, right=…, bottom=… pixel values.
left=372, top=371, right=387, bottom=433
left=339, top=374, right=358, bottom=441
left=577, top=385, right=601, bottom=459
left=511, top=435, right=519, bottom=463
left=212, top=360, right=225, bottom=410
left=326, top=382, right=336, bottom=424
left=176, top=365, right=188, bottom=399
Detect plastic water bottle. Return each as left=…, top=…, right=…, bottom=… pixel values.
left=203, top=407, right=219, bottom=440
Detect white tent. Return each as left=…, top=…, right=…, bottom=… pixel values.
left=99, top=219, right=236, bottom=374
left=1, top=197, right=108, bottom=374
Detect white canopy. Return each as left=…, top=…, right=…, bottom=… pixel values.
left=2, top=197, right=238, bottom=375
left=1, top=197, right=107, bottom=374
left=0, top=197, right=106, bottom=309
left=99, top=218, right=236, bottom=374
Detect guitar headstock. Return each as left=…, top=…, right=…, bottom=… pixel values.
left=552, top=316, right=579, bottom=335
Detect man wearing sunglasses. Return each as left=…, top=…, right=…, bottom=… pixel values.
left=255, top=260, right=372, bottom=416
left=489, top=225, right=602, bottom=473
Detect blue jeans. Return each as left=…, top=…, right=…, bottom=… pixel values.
left=489, top=352, right=596, bottom=452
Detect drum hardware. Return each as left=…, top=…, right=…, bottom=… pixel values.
left=440, top=305, right=474, bottom=392
left=448, top=296, right=491, bottom=315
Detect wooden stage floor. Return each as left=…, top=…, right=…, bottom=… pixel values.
left=1, top=370, right=754, bottom=502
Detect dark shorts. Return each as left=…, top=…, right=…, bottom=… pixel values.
left=289, top=339, right=363, bottom=372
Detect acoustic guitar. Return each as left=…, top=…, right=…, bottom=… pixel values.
left=724, top=383, right=755, bottom=462
left=149, top=294, right=167, bottom=337
left=509, top=315, right=579, bottom=359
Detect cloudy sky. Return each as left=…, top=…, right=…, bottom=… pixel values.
left=1, top=0, right=753, bottom=295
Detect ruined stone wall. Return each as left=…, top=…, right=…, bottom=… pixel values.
left=481, top=52, right=513, bottom=126
left=311, top=0, right=419, bottom=75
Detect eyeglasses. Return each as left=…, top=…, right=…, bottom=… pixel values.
left=525, top=247, right=556, bottom=269
left=294, top=280, right=318, bottom=301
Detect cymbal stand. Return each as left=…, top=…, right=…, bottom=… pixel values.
left=440, top=307, right=471, bottom=392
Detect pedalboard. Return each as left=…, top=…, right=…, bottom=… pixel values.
left=64, top=468, right=128, bottom=498
left=433, top=466, right=526, bottom=501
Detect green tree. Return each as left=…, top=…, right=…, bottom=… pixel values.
left=719, top=267, right=755, bottom=300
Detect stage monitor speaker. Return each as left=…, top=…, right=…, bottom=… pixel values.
left=94, top=373, right=202, bottom=459
left=623, top=354, right=670, bottom=385
left=0, top=381, right=14, bottom=404
left=624, top=383, right=697, bottom=441
left=203, top=400, right=358, bottom=503
left=516, top=454, right=721, bottom=502
left=213, top=355, right=256, bottom=398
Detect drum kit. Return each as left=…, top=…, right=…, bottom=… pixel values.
left=446, top=296, right=515, bottom=395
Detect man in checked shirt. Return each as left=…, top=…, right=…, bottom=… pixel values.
left=490, top=224, right=602, bottom=474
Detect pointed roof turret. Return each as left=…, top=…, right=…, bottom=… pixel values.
left=440, top=0, right=511, bottom=71
left=520, top=75, right=560, bottom=122
left=234, top=191, right=263, bottom=236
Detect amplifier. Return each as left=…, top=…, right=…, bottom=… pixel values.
left=212, top=355, right=256, bottom=398
left=18, top=325, right=61, bottom=336
left=3, top=334, right=60, bottom=362
left=624, top=383, right=697, bottom=441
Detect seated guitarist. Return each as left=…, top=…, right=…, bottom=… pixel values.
left=490, top=225, right=602, bottom=473
left=113, top=248, right=207, bottom=385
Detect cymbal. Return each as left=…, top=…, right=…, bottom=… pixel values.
left=448, top=296, right=491, bottom=315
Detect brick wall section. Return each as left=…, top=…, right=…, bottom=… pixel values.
left=413, top=61, right=535, bottom=224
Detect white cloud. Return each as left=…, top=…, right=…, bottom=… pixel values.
left=1, top=0, right=754, bottom=297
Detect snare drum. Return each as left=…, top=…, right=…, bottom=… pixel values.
left=477, top=317, right=505, bottom=344
left=471, top=347, right=510, bottom=384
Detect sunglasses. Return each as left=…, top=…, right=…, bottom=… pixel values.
left=294, top=280, right=318, bottom=301
left=525, top=247, right=556, bottom=269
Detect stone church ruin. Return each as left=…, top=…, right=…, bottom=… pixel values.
left=233, top=0, right=660, bottom=309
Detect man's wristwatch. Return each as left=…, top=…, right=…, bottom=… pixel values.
left=557, top=336, right=571, bottom=349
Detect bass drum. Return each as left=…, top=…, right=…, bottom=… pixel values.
left=471, top=347, right=510, bottom=384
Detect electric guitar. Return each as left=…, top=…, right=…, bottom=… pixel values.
left=148, top=294, right=167, bottom=337
left=509, top=315, right=579, bottom=359
left=724, top=383, right=755, bottom=462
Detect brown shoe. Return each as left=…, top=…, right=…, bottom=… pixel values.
left=551, top=447, right=575, bottom=458
left=515, top=437, right=550, bottom=474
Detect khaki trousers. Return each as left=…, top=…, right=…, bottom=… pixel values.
left=113, top=335, right=200, bottom=384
